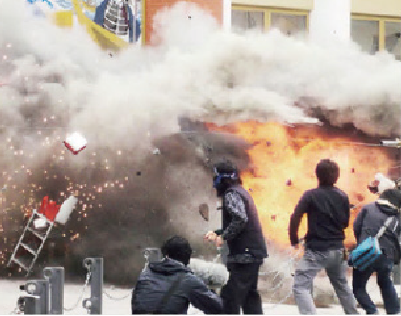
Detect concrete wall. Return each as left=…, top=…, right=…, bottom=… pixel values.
left=230, top=0, right=400, bottom=44
left=352, top=0, right=401, bottom=17
left=142, top=0, right=400, bottom=45
left=309, top=0, right=351, bottom=42
left=232, top=0, right=401, bottom=17
left=143, top=0, right=223, bottom=44
left=223, top=0, right=232, bottom=31
left=232, top=0, right=313, bottom=10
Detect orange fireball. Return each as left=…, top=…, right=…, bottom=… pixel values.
left=207, top=121, right=393, bottom=248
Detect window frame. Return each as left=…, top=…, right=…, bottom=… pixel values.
left=232, top=5, right=309, bottom=33
left=352, top=14, right=401, bottom=52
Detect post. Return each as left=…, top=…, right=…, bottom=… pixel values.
left=21, top=296, right=41, bottom=314
left=82, top=258, right=103, bottom=314
left=23, top=280, right=50, bottom=314
left=43, top=267, right=64, bottom=314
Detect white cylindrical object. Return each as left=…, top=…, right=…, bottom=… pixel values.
left=380, top=140, right=401, bottom=147
left=55, top=196, right=78, bottom=224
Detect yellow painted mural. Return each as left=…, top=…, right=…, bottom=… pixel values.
left=27, top=0, right=142, bottom=51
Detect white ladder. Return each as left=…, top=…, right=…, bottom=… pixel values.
left=7, top=209, right=54, bottom=276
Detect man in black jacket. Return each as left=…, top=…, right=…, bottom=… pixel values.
left=131, top=236, right=223, bottom=314
left=204, top=160, right=267, bottom=314
left=289, top=159, right=358, bottom=314
left=352, top=188, right=401, bottom=314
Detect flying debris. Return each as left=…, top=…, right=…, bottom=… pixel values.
left=199, top=203, right=209, bottom=221
left=7, top=195, right=78, bottom=275
left=38, top=196, right=61, bottom=222
left=33, top=217, right=47, bottom=229
left=63, top=132, right=87, bottom=155
left=55, top=195, right=78, bottom=224
left=380, top=138, right=401, bottom=148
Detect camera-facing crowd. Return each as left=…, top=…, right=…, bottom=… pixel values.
left=131, top=159, right=401, bottom=315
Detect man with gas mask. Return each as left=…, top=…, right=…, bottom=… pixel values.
left=204, top=160, right=267, bottom=314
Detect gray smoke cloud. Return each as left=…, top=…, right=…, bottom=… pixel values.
left=0, top=0, right=400, bottom=284
left=1, top=1, right=400, bottom=152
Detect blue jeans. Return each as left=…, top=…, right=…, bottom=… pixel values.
left=293, top=248, right=358, bottom=314
left=352, top=255, right=400, bottom=314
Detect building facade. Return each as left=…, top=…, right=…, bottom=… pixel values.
left=231, top=0, right=401, bottom=60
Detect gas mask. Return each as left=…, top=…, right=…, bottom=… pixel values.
left=213, top=167, right=238, bottom=197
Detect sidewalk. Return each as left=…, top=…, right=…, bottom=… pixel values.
left=0, top=278, right=399, bottom=314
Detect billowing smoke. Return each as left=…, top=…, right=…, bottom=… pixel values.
left=0, top=0, right=400, bottom=284
left=2, top=1, right=400, bottom=146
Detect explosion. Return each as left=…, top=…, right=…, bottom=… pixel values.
left=0, top=1, right=400, bottom=285
left=207, top=121, right=397, bottom=248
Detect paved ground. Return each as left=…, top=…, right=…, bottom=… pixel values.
left=0, top=278, right=399, bottom=314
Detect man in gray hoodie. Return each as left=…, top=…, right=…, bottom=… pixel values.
left=352, top=188, right=401, bottom=314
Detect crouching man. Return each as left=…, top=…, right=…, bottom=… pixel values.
left=131, top=236, right=223, bottom=314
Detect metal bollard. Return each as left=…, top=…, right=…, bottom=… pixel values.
left=21, top=280, right=50, bottom=314
left=82, top=258, right=103, bottom=314
left=43, top=267, right=64, bottom=314
left=19, top=296, right=41, bottom=314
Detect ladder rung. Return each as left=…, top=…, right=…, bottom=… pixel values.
left=32, top=211, right=52, bottom=223
left=20, top=243, right=37, bottom=256
left=27, top=227, right=46, bottom=240
left=11, top=258, right=29, bottom=271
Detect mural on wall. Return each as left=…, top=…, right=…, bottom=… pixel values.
left=94, top=0, right=141, bottom=43
left=26, top=0, right=142, bottom=50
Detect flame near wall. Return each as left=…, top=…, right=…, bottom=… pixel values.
left=207, top=122, right=397, bottom=248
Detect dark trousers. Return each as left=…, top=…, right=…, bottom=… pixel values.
left=353, top=255, right=400, bottom=314
left=220, top=262, right=263, bottom=314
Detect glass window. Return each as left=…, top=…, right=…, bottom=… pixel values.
left=232, top=10, right=264, bottom=32
left=270, top=12, right=307, bottom=36
left=351, top=19, right=379, bottom=54
left=385, top=21, right=401, bottom=60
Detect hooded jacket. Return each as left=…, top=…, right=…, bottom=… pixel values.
left=131, top=258, right=223, bottom=314
left=353, top=199, right=401, bottom=264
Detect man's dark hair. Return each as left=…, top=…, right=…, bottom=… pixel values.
left=214, top=160, right=238, bottom=174
left=315, top=159, right=340, bottom=186
left=161, top=236, right=192, bottom=265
